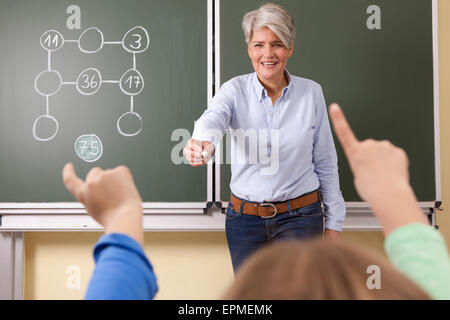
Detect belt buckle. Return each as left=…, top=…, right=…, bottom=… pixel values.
left=260, top=203, right=278, bottom=219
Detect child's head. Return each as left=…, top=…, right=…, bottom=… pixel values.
left=223, top=237, right=430, bottom=300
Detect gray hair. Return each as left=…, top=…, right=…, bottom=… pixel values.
left=242, top=3, right=296, bottom=49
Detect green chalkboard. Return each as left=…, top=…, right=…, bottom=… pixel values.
left=0, top=0, right=208, bottom=202
left=219, top=0, right=436, bottom=202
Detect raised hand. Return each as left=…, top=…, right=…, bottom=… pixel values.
left=328, top=104, right=428, bottom=235
left=62, top=163, right=144, bottom=245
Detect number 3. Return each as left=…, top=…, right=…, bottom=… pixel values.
left=81, top=74, right=90, bottom=89
left=130, top=34, right=142, bottom=50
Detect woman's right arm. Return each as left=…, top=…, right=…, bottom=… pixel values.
left=184, top=81, right=235, bottom=166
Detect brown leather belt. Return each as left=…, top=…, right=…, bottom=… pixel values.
left=229, top=190, right=320, bottom=219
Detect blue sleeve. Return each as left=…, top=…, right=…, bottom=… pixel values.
left=84, top=233, right=158, bottom=300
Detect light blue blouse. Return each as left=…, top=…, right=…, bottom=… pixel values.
left=193, top=71, right=345, bottom=231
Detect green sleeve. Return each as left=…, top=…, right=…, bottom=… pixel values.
left=385, top=223, right=450, bottom=300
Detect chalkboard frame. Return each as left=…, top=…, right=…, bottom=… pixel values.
left=0, top=0, right=441, bottom=231
left=0, top=0, right=216, bottom=231
left=213, top=0, right=441, bottom=228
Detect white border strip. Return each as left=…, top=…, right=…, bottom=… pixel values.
left=432, top=0, right=441, bottom=202
left=0, top=202, right=207, bottom=209
left=1, top=203, right=432, bottom=232
left=12, top=233, right=23, bottom=300
left=214, top=0, right=222, bottom=201
left=207, top=0, right=214, bottom=202
left=0, top=208, right=226, bottom=232
left=0, top=232, right=23, bottom=299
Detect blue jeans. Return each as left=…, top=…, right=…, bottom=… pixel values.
left=225, top=200, right=324, bottom=273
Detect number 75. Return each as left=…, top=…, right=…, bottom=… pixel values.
left=80, top=141, right=100, bottom=155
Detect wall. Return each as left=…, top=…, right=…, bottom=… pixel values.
left=23, top=1, right=450, bottom=299
left=25, top=232, right=235, bottom=299
left=437, top=0, right=450, bottom=249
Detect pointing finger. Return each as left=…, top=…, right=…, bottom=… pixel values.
left=329, top=104, right=359, bottom=155
left=62, top=163, right=84, bottom=201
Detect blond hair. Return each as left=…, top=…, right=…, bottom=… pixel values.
left=242, top=3, right=296, bottom=49
left=223, top=238, right=430, bottom=300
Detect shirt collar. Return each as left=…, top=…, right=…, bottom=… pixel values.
left=283, top=69, right=293, bottom=97
left=252, top=72, right=266, bottom=102
left=252, top=70, right=293, bottom=102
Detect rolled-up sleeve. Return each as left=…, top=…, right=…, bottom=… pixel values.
left=312, top=85, right=346, bottom=231
left=84, top=233, right=158, bottom=300
left=385, top=223, right=450, bottom=299
left=192, top=81, right=235, bottom=146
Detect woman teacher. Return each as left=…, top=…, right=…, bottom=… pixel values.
left=184, top=3, right=346, bottom=272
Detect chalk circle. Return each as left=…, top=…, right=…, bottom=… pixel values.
left=34, top=70, right=63, bottom=97
left=117, top=112, right=143, bottom=137
left=76, top=68, right=102, bottom=96
left=40, top=30, right=65, bottom=52
left=78, top=27, right=104, bottom=54
left=119, top=69, right=144, bottom=96
left=74, top=134, right=103, bottom=163
left=32, top=115, right=59, bottom=142
left=122, top=26, right=149, bottom=53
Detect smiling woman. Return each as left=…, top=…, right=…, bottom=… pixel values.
left=243, top=3, right=295, bottom=103
left=247, top=27, right=293, bottom=104
left=185, top=3, right=346, bottom=273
